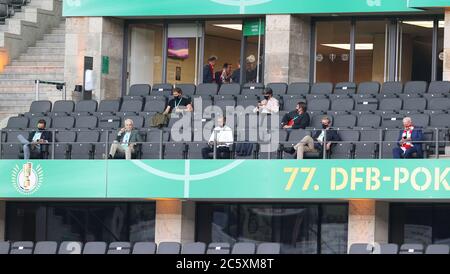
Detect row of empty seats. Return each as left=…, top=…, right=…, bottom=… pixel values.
left=348, top=243, right=450, bottom=254
left=124, top=81, right=450, bottom=98
left=0, top=241, right=280, bottom=254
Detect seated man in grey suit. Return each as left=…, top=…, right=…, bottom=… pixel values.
left=108, top=118, right=143, bottom=160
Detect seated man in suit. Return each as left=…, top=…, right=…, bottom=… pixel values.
left=393, top=117, right=423, bottom=159
left=17, top=119, right=52, bottom=159
left=108, top=118, right=143, bottom=160
left=293, top=116, right=340, bottom=159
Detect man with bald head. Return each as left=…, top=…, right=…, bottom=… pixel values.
left=108, top=118, right=143, bottom=160
left=392, top=117, right=424, bottom=159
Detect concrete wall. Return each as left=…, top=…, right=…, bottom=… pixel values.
left=443, top=8, right=450, bottom=81
left=264, top=14, right=310, bottom=83
left=64, top=17, right=124, bottom=101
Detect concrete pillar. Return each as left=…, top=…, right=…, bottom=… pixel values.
left=0, top=201, right=5, bottom=241
left=443, top=8, right=450, bottom=80
left=347, top=200, right=389, bottom=250
left=64, top=17, right=124, bottom=101
left=154, top=200, right=196, bottom=244
left=264, top=15, right=310, bottom=83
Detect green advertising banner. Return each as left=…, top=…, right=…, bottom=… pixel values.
left=63, top=0, right=421, bottom=17
left=409, top=0, right=450, bottom=7
left=243, top=20, right=265, bottom=36
left=1, top=159, right=450, bottom=200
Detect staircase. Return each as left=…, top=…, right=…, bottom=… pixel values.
left=0, top=0, right=63, bottom=127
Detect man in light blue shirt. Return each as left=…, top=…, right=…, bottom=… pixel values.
left=108, top=119, right=143, bottom=159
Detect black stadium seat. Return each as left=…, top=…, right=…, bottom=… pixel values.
left=152, top=83, right=173, bottom=97
left=207, top=243, right=230, bottom=254
left=95, top=100, right=121, bottom=116
left=72, top=100, right=98, bottom=116
left=83, top=242, right=107, bottom=254
left=107, top=242, right=131, bottom=254
left=357, top=81, right=380, bottom=95
left=242, top=83, right=264, bottom=96
left=10, top=241, right=33, bottom=254
left=157, top=242, right=181, bottom=254
left=175, top=84, right=196, bottom=97
left=219, top=83, right=240, bottom=96
left=334, top=82, right=356, bottom=94
left=311, top=82, right=333, bottom=95
left=132, top=242, right=156, bottom=254
left=33, top=241, right=58, bottom=254
left=23, top=100, right=52, bottom=117
left=54, top=131, right=76, bottom=159
left=128, top=84, right=151, bottom=97
left=181, top=242, right=206, bottom=254
left=287, top=82, right=310, bottom=95
left=267, top=82, right=288, bottom=95
left=5, top=116, right=28, bottom=129
left=196, top=83, right=218, bottom=97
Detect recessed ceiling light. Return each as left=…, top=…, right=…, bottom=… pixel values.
left=321, top=43, right=374, bottom=50
left=213, top=24, right=242, bottom=31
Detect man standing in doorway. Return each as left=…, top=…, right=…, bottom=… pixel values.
left=203, top=55, right=217, bottom=83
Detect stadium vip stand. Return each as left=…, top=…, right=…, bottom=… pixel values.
left=348, top=243, right=450, bottom=254
left=1, top=81, right=449, bottom=160
left=0, top=241, right=281, bottom=254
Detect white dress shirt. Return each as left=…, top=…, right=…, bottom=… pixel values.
left=209, top=125, right=234, bottom=147
left=254, top=97, right=279, bottom=114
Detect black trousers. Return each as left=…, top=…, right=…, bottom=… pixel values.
left=201, top=146, right=231, bottom=159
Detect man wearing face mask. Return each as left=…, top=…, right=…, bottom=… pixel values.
left=17, top=119, right=52, bottom=159
left=292, top=116, right=340, bottom=159
left=254, top=87, right=279, bottom=114
left=281, top=102, right=310, bottom=130
left=163, top=87, right=193, bottom=115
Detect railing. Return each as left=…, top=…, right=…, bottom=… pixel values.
left=35, top=80, right=66, bottom=101
left=0, top=128, right=448, bottom=160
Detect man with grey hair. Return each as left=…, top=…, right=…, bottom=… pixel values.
left=393, top=116, right=424, bottom=159
left=108, top=118, right=143, bottom=160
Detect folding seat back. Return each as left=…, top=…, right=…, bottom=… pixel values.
left=409, top=113, right=430, bottom=128
left=30, top=116, right=52, bottom=129
left=333, top=114, right=356, bottom=128
left=219, top=83, right=240, bottom=95
left=6, top=116, right=28, bottom=129
left=71, top=131, right=99, bottom=159
left=157, top=242, right=181, bottom=254
left=98, top=116, right=121, bottom=129
left=152, top=83, right=173, bottom=97
left=357, top=81, right=380, bottom=95
left=214, top=95, right=236, bottom=113
left=331, top=98, right=354, bottom=111
left=196, top=83, right=218, bottom=97
left=58, top=241, right=83, bottom=254
left=378, top=243, right=398, bottom=254
left=308, top=98, right=330, bottom=112
left=207, top=243, right=231, bottom=254
left=83, top=242, right=107, bottom=254
left=187, top=142, right=209, bottom=159
left=338, top=130, right=359, bottom=142
left=379, top=98, right=402, bottom=111
left=428, top=98, right=450, bottom=111
left=143, top=96, right=167, bottom=113
left=52, top=116, right=75, bottom=129
left=163, top=142, right=187, bottom=159
left=287, top=129, right=310, bottom=142
left=231, top=243, right=256, bottom=254
left=29, top=100, right=52, bottom=114
left=381, top=81, right=403, bottom=95
left=381, top=129, right=399, bottom=159
left=281, top=95, right=305, bottom=111
left=52, top=100, right=75, bottom=113
left=120, top=100, right=143, bottom=114
left=175, top=84, right=196, bottom=97
left=107, top=242, right=131, bottom=254
left=381, top=114, right=403, bottom=129
left=34, top=241, right=58, bottom=254
left=403, top=97, right=426, bottom=111
left=404, top=81, right=427, bottom=95
left=267, top=82, right=288, bottom=95
left=122, top=116, right=144, bottom=129
left=129, top=84, right=151, bottom=97
left=425, top=244, right=450, bottom=254
left=309, top=114, right=327, bottom=129
left=181, top=242, right=206, bottom=254
left=355, top=98, right=378, bottom=111
left=311, top=82, right=333, bottom=95
left=256, top=243, right=281, bottom=254
left=74, top=100, right=98, bottom=115
left=429, top=113, right=450, bottom=128
left=287, top=82, right=310, bottom=95
left=10, top=241, right=34, bottom=254
left=334, top=82, right=356, bottom=94
left=54, top=131, right=76, bottom=159
left=2, top=130, right=27, bottom=159
left=132, top=242, right=156, bottom=254
left=348, top=243, right=373, bottom=254
left=97, top=100, right=120, bottom=114
left=428, top=81, right=450, bottom=95
left=357, top=114, right=381, bottom=128
left=241, top=83, right=264, bottom=96
left=0, top=242, right=10, bottom=254
left=75, top=116, right=98, bottom=129
left=399, top=244, right=424, bottom=254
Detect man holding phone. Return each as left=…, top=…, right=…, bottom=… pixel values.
left=17, top=119, right=52, bottom=159
left=393, top=117, right=424, bottom=159
left=108, top=118, right=143, bottom=160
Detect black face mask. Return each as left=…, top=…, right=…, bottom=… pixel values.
left=174, top=95, right=181, bottom=100
left=322, top=124, right=328, bottom=129
left=264, top=95, right=270, bottom=100
left=38, top=128, right=45, bottom=131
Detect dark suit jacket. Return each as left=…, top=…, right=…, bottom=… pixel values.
left=28, top=130, right=52, bottom=143
left=397, top=128, right=424, bottom=157
left=203, top=64, right=215, bottom=83
left=312, top=128, right=340, bottom=153
left=281, top=111, right=310, bottom=129
left=115, top=130, right=143, bottom=144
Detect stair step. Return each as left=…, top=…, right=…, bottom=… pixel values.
left=0, top=86, right=63, bottom=92
left=18, top=55, right=65, bottom=61
left=42, top=34, right=65, bottom=43
left=26, top=47, right=65, bottom=55
left=35, top=41, right=65, bottom=48
left=0, top=73, right=64, bottom=79
left=0, top=79, right=63, bottom=85
left=50, top=29, right=66, bottom=34
left=3, top=66, right=64, bottom=74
